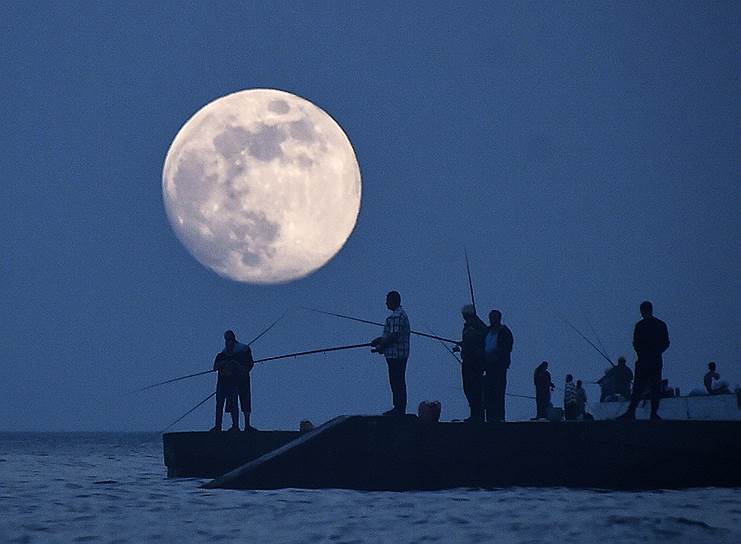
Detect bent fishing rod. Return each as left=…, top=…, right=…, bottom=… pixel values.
left=133, top=342, right=374, bottom=393
left=464, top=247, right=476, bottom=316
left=424, top=323, right=462, bottom=365
left=561, top=317, right=615, bottom=367
left=130, top=311, right=289, bottom=394
left=161, top=391, right=216, bottom=433
left=253, top=342, right=373, bottom=364
left=248, top=309, right=290, bottom=347
left=584, top=314, right=612, bottom=364
left=302, top=307, right=459, bottom=344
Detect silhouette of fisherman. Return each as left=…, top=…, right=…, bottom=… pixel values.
left=370, top=291, right=410, bottom=416
left=614, top=357, right=633, bottom=400
left=455, top=304, right=487, bottom=422
left=598, top=356, right=634, bottom=401
left=704, top=362, right=730, bottom=395
left=482, top=309, right=514, bottom=422
left=575, top=379, right=588, bottom=419
left=618, top=301, right=670, bottom=420
left=533, top=361, right=554, bottom=420
left=211, top=330, right=255, bottom=432
left=564, top=374, right=578, bottom=420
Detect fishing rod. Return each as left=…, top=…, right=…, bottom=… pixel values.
left=507, top=393, right=536, bottom=400
left=252, top=343, right=373, bottom=364
left=464, top=247, right=476, bottom=316
left=247, top=309, right=290, bottom=346
left=133, top=342, right=374, bottom=394
left=161, top=391, right=215, bottom=433
left=132, top=368, right=214, bottom=394
left=302, top=307, right=459, bottom=345
left=584, top=314, right=612, bottom=364
left=561, top=317, right=615, bottom=367
left=423, top=323, right=462, bottom=365
left=131, top=312, right=289, bottom=394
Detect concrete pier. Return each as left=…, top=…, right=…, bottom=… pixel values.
left=165, top=416, right=741, bottom=490
left=163, top=429, right=298, bottom=478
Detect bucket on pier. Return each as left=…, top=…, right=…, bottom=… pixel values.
left=418, top=401, right=441, bottom=423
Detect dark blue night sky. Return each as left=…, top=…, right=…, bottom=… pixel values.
left=2, top=2, right=739, bottom=430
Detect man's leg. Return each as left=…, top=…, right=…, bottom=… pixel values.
left=229, top=404, right=239, bottom=430
left=385, top=358, right=395, bottom=413
left=483, top=368, right=504, bottom=422
left=212, top=389, right=225, bottom=431
left=239, top=375, right=253, bottom=430
left=394, top=357, right=408, bottom=414
left=495, top=367, right=507, bottom=422
left=649, top=366, right=662, bottom=419
left=462, top=363, right=483, bottom=421
left=482, top=370, right=493, bottom=422
left=226, top=393, right=239, bottom=431
left=535, top=391, right=551, bottom=419
left=619, top=364, right=645, bottom=419
left=386, top=357, right=407, bottom=414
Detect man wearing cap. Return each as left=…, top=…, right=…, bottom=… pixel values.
left=456, top=304, right=487, bottom=422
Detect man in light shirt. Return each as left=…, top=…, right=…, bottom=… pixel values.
left=371, top=291, right=411, bottom=416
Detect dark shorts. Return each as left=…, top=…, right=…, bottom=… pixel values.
left=216, top=381, right=238, bottom=413
left=632, top=362, right=662, bottom=401
left=238, top=375, right=251, bottom=414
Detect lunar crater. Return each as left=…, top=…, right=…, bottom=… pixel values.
left=213, top=126, right=251, bottom=159
left=268, top=99, right=290, bottom=114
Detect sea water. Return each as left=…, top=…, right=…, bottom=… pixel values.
left=1, top=433, right=739, bottom=543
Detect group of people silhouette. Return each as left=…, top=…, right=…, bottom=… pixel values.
left=210, top=296, right=676, bottom=430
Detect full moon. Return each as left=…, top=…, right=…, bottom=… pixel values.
left=162, top=89, right=361, bottom=284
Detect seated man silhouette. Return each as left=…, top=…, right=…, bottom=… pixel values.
left=704, top=362, right=730, bottom=395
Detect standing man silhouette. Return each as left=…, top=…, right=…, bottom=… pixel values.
left=457, top=304, right=487, bottom=422
left=533, top=361, right=554, bottom=420
left=618, top=301, right=670, bottom=420
left=483, top=309, right=514, bottom=422
left=371, top=291, right=410, bottom=416
left=212, top=330, right=254, bottom=432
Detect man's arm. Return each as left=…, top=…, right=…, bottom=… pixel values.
left=475, top=316, right=487, bottom=331
left=496, top=326, right=514, bottom=354
left=213, top=353, right=226, bottom=371
left=632, top=322, right=641, bottom=353
left=237, top=347, right=254, bottom=371
left=660, top=322, right=670, bottom=353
